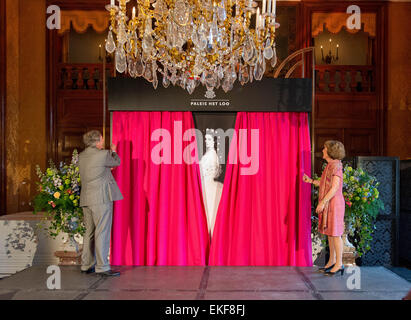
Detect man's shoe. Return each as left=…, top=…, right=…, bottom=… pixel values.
left=96, top=270, right=120, bottom=277
left=81, top=266, right=95, bottom=274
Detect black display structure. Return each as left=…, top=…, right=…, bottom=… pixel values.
left=107, top=77, right=312, bottom=112
left=108, top=77, right=312, bottom=182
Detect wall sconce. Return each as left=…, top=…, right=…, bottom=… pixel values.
left=321, top=38, right=339, bottom=64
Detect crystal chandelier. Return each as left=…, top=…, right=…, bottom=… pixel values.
left=105, top=0, right=279, bottom=97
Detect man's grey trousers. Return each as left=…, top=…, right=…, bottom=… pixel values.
left=80, top=202, right=113, bottom=273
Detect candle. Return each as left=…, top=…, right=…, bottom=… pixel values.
left=262, top=0, right=266, bottom=14
left=132, top=6, right=136, bottom=19
left=99, top=44, right=102, bottom=61
left=110, top=0, right=114, bottom=6
left=230, top=25, right=233, bottom=49
left=256, top=7, right=260, bottom=29
left=267, top=0, right=271, bottom=15
left=272, top=0, right=276, bottom=16
left=321, top=45, right=324, bottom=60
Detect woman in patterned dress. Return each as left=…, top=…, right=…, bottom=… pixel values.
left=303, top=140, right=346, bottom=276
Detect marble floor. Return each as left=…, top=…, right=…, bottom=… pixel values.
left=0, top=265, right=410, bottom=300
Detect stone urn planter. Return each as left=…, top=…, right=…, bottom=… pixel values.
left=311, top=233, right=326, bottom=266
left=312, top=231, right=357, bottom=266
left=54, top=233, right=83, bottom=266
left=342, top=232, right=356, bottom=266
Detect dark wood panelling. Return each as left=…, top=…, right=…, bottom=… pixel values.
left=57, top=92, right=104, bottom=126
left=315, top=128, right=344, bottom=153
left=344, top=129, right=377, bottom=156
left=315, top=94, right=377, bottom=129
left=303, top=1, right=387, bottom=175
left=47, top=17, right=109, bottom=163
left=58, top=127, right=110, bottom=164
left=314, top=128, right=343, bottom=173
left=314, top=127, right=378, bottom=175
left=58, top=127, right=86, bottom=163
left=0, top=0, right=6, bottom=215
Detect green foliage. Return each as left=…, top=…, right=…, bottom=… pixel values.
left=32, top=150, right=85, bottom=239
left=311, top=165, right=384, bottom=257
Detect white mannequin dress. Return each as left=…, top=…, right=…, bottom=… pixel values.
left=199, top=148, right=223, bottom=238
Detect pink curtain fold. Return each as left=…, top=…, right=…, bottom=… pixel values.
left=208, top=112, right=312, bottom=266
left=110, top=111, right=312, bottom=266
left=110, top=111, right=210, bottom=266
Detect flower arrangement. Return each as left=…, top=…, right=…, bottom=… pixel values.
left=342, top=165, right=384, bottom=257
left=311, top=164, right=384, bottom=257
left=33, top=150, right=85, bottom=239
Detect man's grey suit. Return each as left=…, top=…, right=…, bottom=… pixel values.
left=78, top=146, right=123, bottom=273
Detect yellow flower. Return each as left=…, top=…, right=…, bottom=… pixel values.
left=53, top=192, right=61, bottom=199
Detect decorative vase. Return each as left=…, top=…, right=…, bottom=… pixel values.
left=311, top=233, right=326, bottom=266
left=54, top=233, right=83, bottom=266
left=342, top=231, right=356, bottom=266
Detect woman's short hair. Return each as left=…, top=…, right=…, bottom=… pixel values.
left=83, top=130, right=101, bottom=148
left=324, top=140, right=346, bottom=160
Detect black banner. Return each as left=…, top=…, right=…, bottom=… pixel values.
left=108, top=77, right=312, bottom=112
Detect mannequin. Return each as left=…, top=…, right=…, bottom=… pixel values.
left=199, top=130, right=224, bottom=238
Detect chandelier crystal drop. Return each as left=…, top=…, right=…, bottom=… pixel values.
left=106, top=0, right=279, bottom=97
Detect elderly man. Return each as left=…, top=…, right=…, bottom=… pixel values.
left=78, top=130, right=123, bottom=276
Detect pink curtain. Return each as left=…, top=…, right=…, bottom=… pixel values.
left=209, top=112, right=312, bottom=266
left=110, top=111, right=210, bottom=266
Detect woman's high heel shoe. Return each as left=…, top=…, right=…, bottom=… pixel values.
left=318, top=264, right=335, bottom=273
left=325, top=265, right=345, bottom=276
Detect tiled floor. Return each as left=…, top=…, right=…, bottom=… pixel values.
left=0, top=265, right=410, bottom=300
